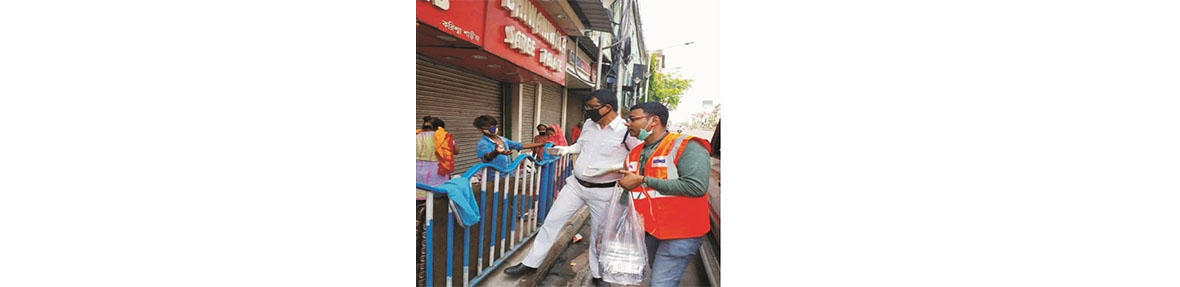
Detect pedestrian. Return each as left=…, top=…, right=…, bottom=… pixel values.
left=544, top=125, right=568, bottom=163
left=416, top=116, right=455, bottom=193
left=547, top=124, right=567, bottom=146
left=502, top=89, right=641, bottom=287
left=570, top=121, right=582, bottom=144
left=431, top=117, right=458, bottom=155
left=616, top=102, right=713, bottom=287
left=473, top=115, right=547, bottom=179
left=532, top=123, right=553, bottom=157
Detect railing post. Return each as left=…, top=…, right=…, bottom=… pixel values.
left=490, top=170, right=500, bottom=263
left=557, top=155, right=565, bottom=191
left=549, top=161, right=557, bottom=218
left=553, top=156, right=561, bottom=199
left=537, top=162, right=545, bottom=224
left=563, top=155, right=571, bottom=189
left=538, top=161, right=549, bottom=223
left=463, top=197, right=471, bottom=287
left=446, top=204, right=454, bottom=287
left=499, top=168, right=510, bottom=258
left=543, top=161, right=555, bottom=219
left=526, top=161, right=535, bottom=235
left=425, top=193, right=434, bottom=287
left=514, top=165, right=524, bottom=245
left=532, top=161, right=541, bottom=230
left=521, top=162, right=528, bottom=243
left=511, top=166, right=522, bottom=247
left=477, top=170, right=486, bottom=273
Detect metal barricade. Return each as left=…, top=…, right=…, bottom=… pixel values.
left=416, top=146, right=575, bottom=287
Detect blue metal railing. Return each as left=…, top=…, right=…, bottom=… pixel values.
left=417, top=145, right=575, bottom=287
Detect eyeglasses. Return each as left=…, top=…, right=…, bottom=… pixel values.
left=624, top=115, right=653, bottom=123
left=584, top=104, right=606, bottom=110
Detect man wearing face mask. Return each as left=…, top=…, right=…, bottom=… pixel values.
left=503, top=90, right=640, bottom=287
left=473, top=115, right=547, bottom=180
left=616, top=102, right=712, bottom=287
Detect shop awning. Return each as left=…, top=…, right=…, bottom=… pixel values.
left=574, top=36, right=600, bottom=58
left=570, top=0, right=612, bottom=32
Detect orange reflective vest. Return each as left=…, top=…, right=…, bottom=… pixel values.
left=625, top=133, right=713, bottom=240
left=417, top=127, right=455, bottom=175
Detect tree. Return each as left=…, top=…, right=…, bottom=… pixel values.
left=646, top=57, right=692, bottom=110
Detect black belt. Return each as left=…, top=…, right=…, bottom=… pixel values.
left=576, top=177, right=616, bottom=188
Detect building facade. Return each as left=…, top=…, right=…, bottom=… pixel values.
left=599, top=0, right=649, bottom=110
left=416, top=0, right=642, bottom=173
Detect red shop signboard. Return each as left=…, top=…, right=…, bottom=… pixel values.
left=417, top=0, right=486, bottom=46
left=483, top=0, right=567, bottom=85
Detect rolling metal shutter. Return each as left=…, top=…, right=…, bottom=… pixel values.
left=520, top=83, right=537, bottom=141
left=539, top=85, right=563, bottom=129
left=416, top=55, right=503, bottom=174
left=565, top=90, right=587, bottom=135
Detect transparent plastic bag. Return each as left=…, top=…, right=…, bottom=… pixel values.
left=596, top=187, right=647, bottom=285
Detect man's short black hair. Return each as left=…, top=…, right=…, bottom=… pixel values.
left=585, top=89, right=618, bottom=112
left=473, top=115, right=498, bottom=128
left=431, top=117, right=446, bottom=129
left=630, top=102, right=669, bottom=128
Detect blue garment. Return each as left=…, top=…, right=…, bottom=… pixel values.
left=476, top=135, right=524, bottom=178
left=644, top=234, right=705, bottom=287
left=434, top=176, right=481, bottom=227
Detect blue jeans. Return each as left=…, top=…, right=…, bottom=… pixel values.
left=644, top=233, right=704, bottom=287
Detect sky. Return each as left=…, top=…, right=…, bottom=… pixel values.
left=636, top=0, right=720, bottom=127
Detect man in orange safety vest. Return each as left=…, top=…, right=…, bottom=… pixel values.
left=617, top=102, right=713, bottom=287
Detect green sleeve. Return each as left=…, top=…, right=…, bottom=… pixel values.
left=643, top=141, right=710, bottom=197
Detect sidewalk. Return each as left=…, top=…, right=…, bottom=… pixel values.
left=542, top=222, right=711, bottom=287
left=480, top=207, right=711, bottom=287
left=478, top=206, right=590, bottom=287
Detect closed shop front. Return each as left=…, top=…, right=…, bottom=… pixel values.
left=417, top=0, right=570, bottom=174
left=566, top=90, right=589, bottom=136
left=539, top=85, right=563, bottom=129
left=416, top=55, right=503, bottom=174
left=520, top=84, right=538, bottom=140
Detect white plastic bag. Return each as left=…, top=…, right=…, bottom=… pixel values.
left=596, top=187, right=647, bottom=285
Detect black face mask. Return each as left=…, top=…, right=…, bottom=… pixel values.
left=422, top=124, right=432, bottom=130
left=538, top=131, right=546, bottom=136
left=585, top=106, right=607, bottom=122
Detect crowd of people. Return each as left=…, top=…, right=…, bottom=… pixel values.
left=416, top=89, right=713, bottom=287
left=415, top=117, right=578, bottom=183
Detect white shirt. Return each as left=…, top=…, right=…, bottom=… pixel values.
left=571, top=116, right=642, bottom=183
